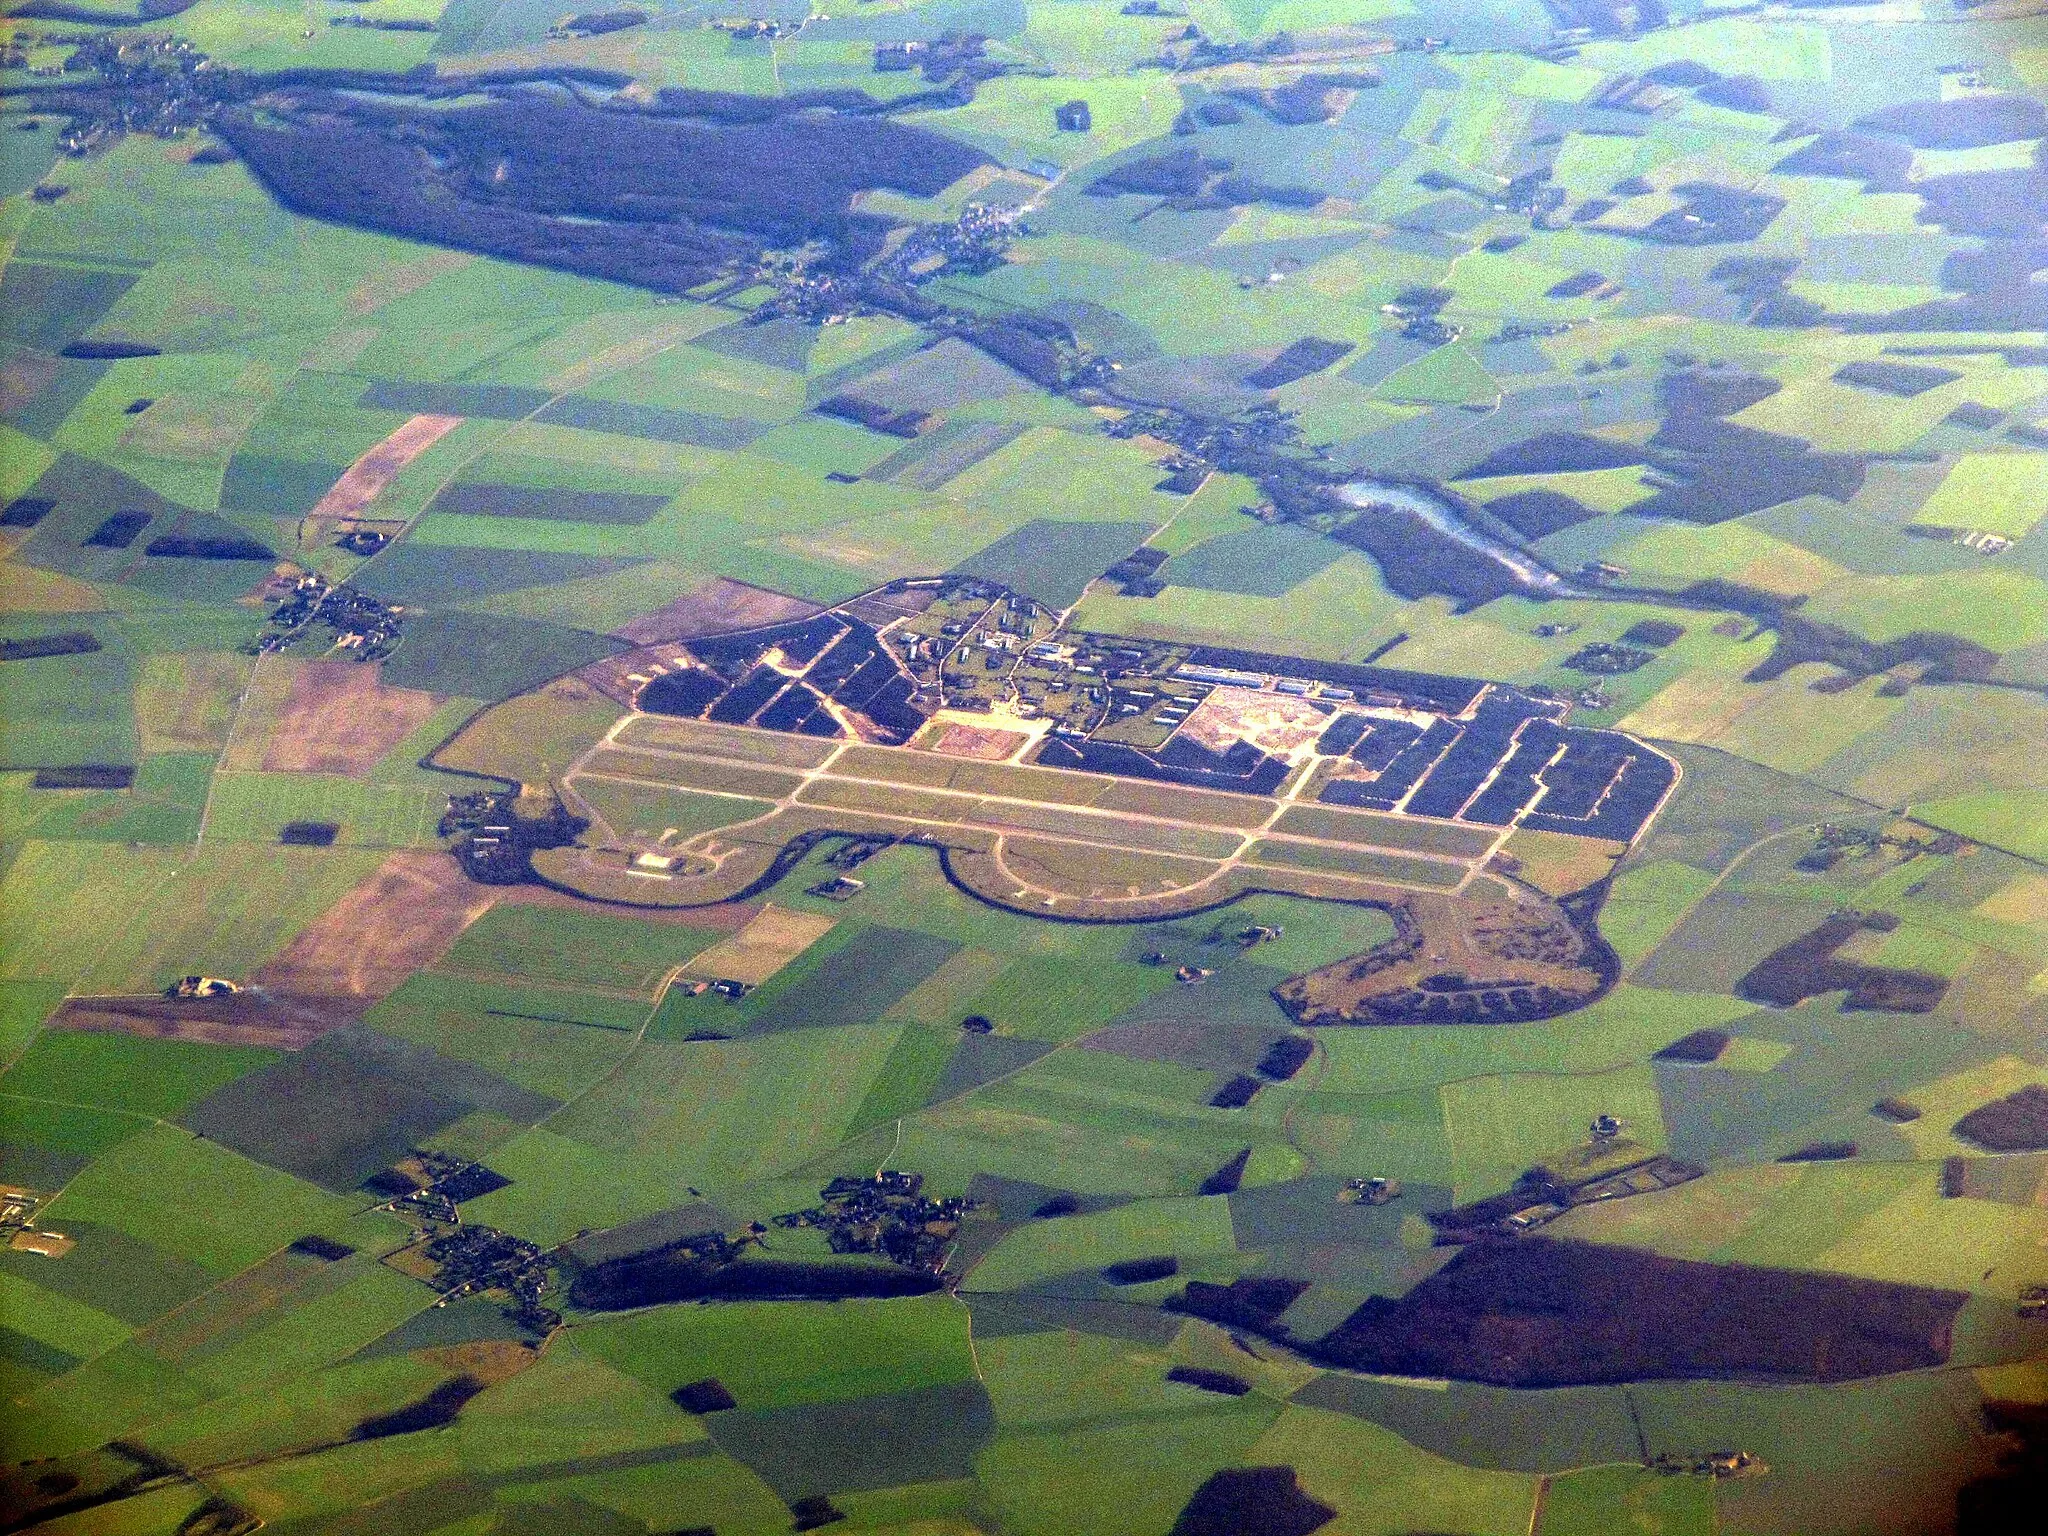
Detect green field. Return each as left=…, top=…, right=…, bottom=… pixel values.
left=1, top=1, right=2041, bottom=1527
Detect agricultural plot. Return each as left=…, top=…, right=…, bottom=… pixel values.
left=5, top=1, right=2048, bottom=1528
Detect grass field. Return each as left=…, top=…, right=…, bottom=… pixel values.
left=436, top=904, right=722, bottom=997
left=964, top=1195, right=1236, bottom=1292
left=575, top=1295, right=975, bottom=1411
left=4, top=4, right=2046, bottom=1523
left=1912, top=452, right=2048, bottom=539
left=47, top=1126, right=358, bottom=1276
left=0, top=840, right=386, bottom=994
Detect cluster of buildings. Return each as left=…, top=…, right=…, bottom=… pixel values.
left=772, top=1171, right=972, bottom=1275
left=260, top=575, right=402, bottom=659
left=1, top=1184, right=69, bottom=1258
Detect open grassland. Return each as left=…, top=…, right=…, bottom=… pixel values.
left=582, top=747, right=808, bottom=803
left=0, top=840, right=385, bottom=993
left=430, top=678, right=624, bottom=788
left=435, top=903, right=724, bottom=997
left=613, top=713, right=839, bottom=767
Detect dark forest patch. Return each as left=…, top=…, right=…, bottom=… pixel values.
left=1167, top=1275, right=1309, bottom=1332
left=1774, top=130, right=1913, bottom=187
left=1208, top=1075, right=1262, bottom=1110
left=350, top=1375, right=486, bottom=1441
left=1484, top=490, right=1597, bottom=539
left=1546, top=270, right=1611, bottom=298
left=1858, top=94, right=2048, bottom=150
left=218, top=90, right=986, bottom=293
left=1166, top=1365, right=1251, bottom=1396
left=1227, top=72, right=1377, bottom=126
left=1736, top=910, right=1948, bottom=1013
left=816, top=394, right=930, bottom=438
left=1653, top=1028, right=1730, bottom=1064
left=1955, top=1085, right=2048, bottom=1153
left=1090, top=149, right=1231, bottom=199
left=82, top=511, right=150, bottom=549
left=1256, top=1035, right=1313, bottom=1081
left=1625, top=370, right=1866, bottom=524
left=571, top=1251, right=939, bottom=1310
left=1330, top=505, right=1525, bottom=611
left=58, top=339, right=159, bottom=360
left=0, top=498, right=55, bottom=528
left=1244, top=338, right=1354, bottom=390
left=671, top=1377, right=738, bottom=1413
left=1699, top=75, right=1771, bottom=114
left=1834, top=360, right=1962, bottom=397
left=1199, top=1146, right=1253, bottom=1196
left=1620, top=619, right=1684, bottom=647
left=1, top=631, right=100, bottom=662
left=1629, top=183, right=1785, bottom=245
left=1306, top=1237, right=1965, bottom=1386
left=30, top=765, right=133, bottom=789
left=1464, top=432, right=1647, bottom=477
left=1661, top=369, right=1781, bottom=419
left=1103, top=1255, right=1179, bottom=1286
left=278, top=821, right=338, bottom=847
left=1170, top=1467, right=1335, bottom=1536
left=144, top=526, right=276, bottom=562
left=1948, top=401, right=2006, bottom=430
left=1672, top=579, right=1998, bottom=685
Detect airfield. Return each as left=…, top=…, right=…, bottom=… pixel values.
left=4, top=0, right=2048, bottom=1532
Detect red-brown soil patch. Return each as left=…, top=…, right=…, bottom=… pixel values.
left=0, top=351, right=60, bottom=416
left=612, top=577, right=821, bottom=646
left=262, top=660, right=441, bottom=775
left=51, top=993, right=366, bottom=1051
left=308, top=412, right=463, bottom=521
left=250, top=851, right=496, bottom=997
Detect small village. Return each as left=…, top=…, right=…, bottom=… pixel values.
left=772, top=1171, right=974, bottom=1275
left=258, top=574, right=403, bottom=659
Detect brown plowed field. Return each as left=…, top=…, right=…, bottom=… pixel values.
left=51, top=993, right=366, bottom=1051
left=249, top=851, right=496, bottom=997
left=612, top=577, right=821, bottom=645
left=307, top=412, right=463, bottom=521
left=262, top=660, right=442, bottom=775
